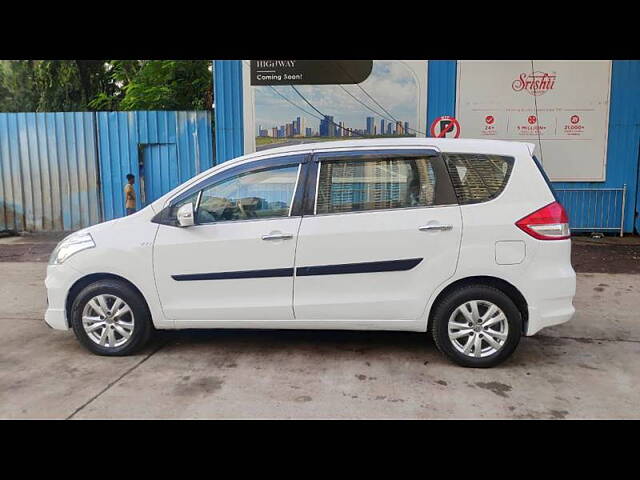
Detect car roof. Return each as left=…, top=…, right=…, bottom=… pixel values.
left=230, top=137, right=534, bottom=168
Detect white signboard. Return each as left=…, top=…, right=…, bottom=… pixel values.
left=456, top=60, right=611, bottom=182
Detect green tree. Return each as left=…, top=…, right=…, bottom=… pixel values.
left=89, top=60, right=212, bottom=111
left=0, top=60, right=212, bottom=112
left=0, top=66, right=9, bottom=110
left=0, top=60, right=39, bottom=112
left=33, top=60, right=114, bottom=111
left=88, top=60, right=145, bottom=111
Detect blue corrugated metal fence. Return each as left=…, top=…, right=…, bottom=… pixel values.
left=1, top=110, right=214, bottom=231
left=0, top=112, right=101, bottom=232
left=213, top=60, right=244, bottom=163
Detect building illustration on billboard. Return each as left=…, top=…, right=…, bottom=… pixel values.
left=252, top=60, right=426, bottom=151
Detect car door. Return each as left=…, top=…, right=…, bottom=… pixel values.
left=152, top=155, right=306, bottom=322
left=293, top=148, right=462, bottom=322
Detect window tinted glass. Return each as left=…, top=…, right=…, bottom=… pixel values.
left=445, top=153, right=514, bottom=204
left=196, top=165, right=299, bottom=223
left=316, top=156, right=439, bottom=214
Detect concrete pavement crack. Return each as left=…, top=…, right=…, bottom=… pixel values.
left=65, top=340, right=167, bottom=420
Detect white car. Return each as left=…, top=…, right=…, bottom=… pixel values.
left=45, top=138, right=576, bottom=367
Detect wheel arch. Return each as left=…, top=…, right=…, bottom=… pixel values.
left=427, top=276, right=529, bottom=333
left=65, top=273, right=151, bottom=327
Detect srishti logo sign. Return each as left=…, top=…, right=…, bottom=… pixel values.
left=512, top=72, right=557, bottom=96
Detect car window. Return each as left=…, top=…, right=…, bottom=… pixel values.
left=316, top=156, right=440, bottom=215
left=196, top=165, right=299, bottom=224
left=444, top=153, right=514, bottom=204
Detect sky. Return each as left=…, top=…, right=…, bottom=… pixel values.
left=254, top=60, right=421, bottom=135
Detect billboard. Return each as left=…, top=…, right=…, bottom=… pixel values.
left=456, top=60, right=612, bottom=182
left=241, top=60, right=427, bottom=153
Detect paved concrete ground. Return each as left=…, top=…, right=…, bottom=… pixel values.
left=1, top=260, right=639, bottom=419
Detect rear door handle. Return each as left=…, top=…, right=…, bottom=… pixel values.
left=418, top=224, right=453, bottom=232
left=261, top=233, right=294, bottom=241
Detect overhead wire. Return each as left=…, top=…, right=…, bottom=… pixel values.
left=332, top=61, right=428, bottom=136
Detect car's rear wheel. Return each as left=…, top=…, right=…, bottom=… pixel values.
left=431, top=284, right=522, bottom=368
left=70, top=279, right=152, bottom=356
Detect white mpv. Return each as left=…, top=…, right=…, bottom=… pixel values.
left=45, top=138, right=576, bottom=367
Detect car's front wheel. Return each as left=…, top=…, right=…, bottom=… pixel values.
left=70, top=279, right=152, bottom=356
left=431, top=284, right=522, bottom=368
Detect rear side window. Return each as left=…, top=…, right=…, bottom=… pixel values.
left=316, top=156, right=447, bottom=215
left=444, top=153, right=514, bottom=204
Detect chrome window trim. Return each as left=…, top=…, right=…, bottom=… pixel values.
left=192, top=215, right=303, bottom=227
left=307, top=203, right=459, bottom=219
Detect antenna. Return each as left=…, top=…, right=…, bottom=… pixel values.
left=530, top=60, right=544, bottom=164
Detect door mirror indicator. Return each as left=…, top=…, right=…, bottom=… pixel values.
left=176, top=203, right=195, bottom=227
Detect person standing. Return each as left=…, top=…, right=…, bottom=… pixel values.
left=124, top=174, right=137, bottom=216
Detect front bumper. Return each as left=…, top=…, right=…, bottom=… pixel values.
left=44, top=263, right=83, bottom=330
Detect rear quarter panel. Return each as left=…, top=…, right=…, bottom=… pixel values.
left=422, top=143, right=570, bottom=331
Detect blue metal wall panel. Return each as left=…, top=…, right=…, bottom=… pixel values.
left=214, top=60, right=244, bottom=164
left=553, top=60, right=640, bottom=233
left=97, top=110, right=213, bottom=221
left=427, top=60, right=457, bottom=129
left=96, top=112, right=139, bottom=221
left=175, top=110, right=214, bottom=178
left=0, top=112, right=101, bottom=232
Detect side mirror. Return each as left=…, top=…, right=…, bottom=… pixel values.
left=176, top=203, right=195, bottom=227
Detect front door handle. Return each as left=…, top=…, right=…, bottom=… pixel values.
left=261, top=233, right=294, bottom=241
left=418, top=224, right=453, bottom=232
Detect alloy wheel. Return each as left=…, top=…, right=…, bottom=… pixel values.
left=81, top=294, right=135, bottom=348
left=447, top=300, right=509, bottom=358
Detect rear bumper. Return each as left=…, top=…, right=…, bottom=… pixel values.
left=524, top=267, right=576, bottom=336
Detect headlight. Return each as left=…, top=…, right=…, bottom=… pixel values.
left=49, top=232, right=95, bottom=265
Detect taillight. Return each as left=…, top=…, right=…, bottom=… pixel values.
left=516, top=201, right=570, bottom=240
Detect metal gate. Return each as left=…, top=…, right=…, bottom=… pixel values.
left=555, top=185, right=627, bottom=236
left=140, top=143, right=179, bottom=204
left=97, top=111, right=213, bottom=221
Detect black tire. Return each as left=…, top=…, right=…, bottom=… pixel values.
left=70, top=279, right=153, bottom=356
left=431, top=284, right=522, bottom=368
